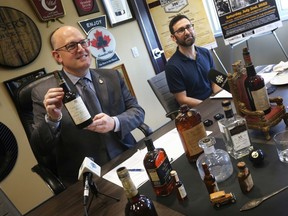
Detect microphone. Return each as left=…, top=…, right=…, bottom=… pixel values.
left=208, top=69, right=230, bottom=92
left=78, top=157, right=101, bottom=206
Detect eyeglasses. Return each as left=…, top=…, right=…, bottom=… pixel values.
left=54, top=39, right=90, bottom=53
left=174, top=24, right=194, bottom=35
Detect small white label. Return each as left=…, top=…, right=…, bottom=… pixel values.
left=65, top=97, right=91, bottom=125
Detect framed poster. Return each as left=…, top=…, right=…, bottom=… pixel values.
left=73, top=0, right=100, bottom=16
left=30, top=0, right=65, bottom=21
left=101, top=0, right=134, bottom=27
left=113, top=64, right=136, bottom=97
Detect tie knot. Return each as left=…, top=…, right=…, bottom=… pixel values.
left=78, top=77, right=89, bottom=88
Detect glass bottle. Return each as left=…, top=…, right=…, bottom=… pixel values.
left=54, top=71, right=92, bottom=129
left=117, top=167, right=158, bottom=216
left=218, top=100, right=253, bottom=159
left=243, top=47, right=271, bottom=114
left=175, top=104, right=206, bottom=162
left=196, top=136, right=233, bottom=183
left=143, top=138, right=174, bottom=196
left=170, top=170, right=188, bottom=201
left=202, top=162, right=219, bottom=194
left=237, top=161, right=254, bottom=193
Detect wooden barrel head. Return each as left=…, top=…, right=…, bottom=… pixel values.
left=0, top=7, right=42, bottom=68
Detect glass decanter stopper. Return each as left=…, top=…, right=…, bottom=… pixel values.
left=196, top=136, right=233, bottom=183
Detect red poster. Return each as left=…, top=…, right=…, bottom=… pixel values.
left=30, top=0, right=65, bottom=21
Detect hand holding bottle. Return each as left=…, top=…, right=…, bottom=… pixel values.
left=85, top=113, right=115, bottom=133
left=43, top=87, right=64, bottom=121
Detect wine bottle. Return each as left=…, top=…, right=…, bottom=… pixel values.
left=143, top=138, right=174, bottom=196
left=117, top=167, right=158, bottom=216
left=170, top=170, right=188, bottom=201
left=175, top=104, right=206, bottom=162
left=243, top=48, right=271, bottom=114
left=202, top=162, right=219, bottom=194
left=54, top=71, right=92, bottom=129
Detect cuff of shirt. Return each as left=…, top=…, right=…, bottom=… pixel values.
left=112, top=116, right=120, bottom=132
left=45, top=113, right=61, bottom=132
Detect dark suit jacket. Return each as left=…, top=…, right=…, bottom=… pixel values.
left=30, top=68, right=145, bottom=185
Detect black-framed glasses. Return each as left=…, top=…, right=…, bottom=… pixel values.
left=54, top=39, right=90, bottom=53
left=174, top=24, right=194, bottom=35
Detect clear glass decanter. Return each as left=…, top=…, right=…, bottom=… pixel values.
left=196, top=136, right=233, bottom=183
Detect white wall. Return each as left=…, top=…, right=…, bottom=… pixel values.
left=0, top=0, right=168, bottom=214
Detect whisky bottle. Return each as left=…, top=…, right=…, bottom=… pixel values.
left=243, top=48, right=271, bottom=114
left=196, top=136, right=233, bottom=183
left=170, top=170, right=188, bottom=201
left=175, top=104, right=206, bottom=162
left=218, top=100, right=253, bottom=159
left=237, top=161, right=254, bottom=193
left=143, top=138, right=174, bottom=196
left=202, top=162, right=219, bottom=194
left=117, top=167, right=158, bottom=216
left=54, top=71, right=92, bottom=129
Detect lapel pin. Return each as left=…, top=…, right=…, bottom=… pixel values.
left=99, top=79, right=104, bottom=84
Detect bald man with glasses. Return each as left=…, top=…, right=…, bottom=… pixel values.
left=31, top=26, right=145, bottom=186
left=165, top=14, right=222, bottom=108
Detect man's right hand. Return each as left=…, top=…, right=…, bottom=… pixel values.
left=43, top=87, right=64, bottom=121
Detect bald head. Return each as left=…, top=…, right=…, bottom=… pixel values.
left=50, top=26, right=84, bottom=50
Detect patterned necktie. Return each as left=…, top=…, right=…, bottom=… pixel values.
left=77, top=78, right=102, bottom=116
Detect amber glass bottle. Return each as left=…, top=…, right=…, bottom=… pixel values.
left=175, top=104, right=206, bottom=162
left=54, top=71, right=92, bottom=129
left=143, top=138, right=174, bottom=196
left=243, top=48, right=271, bottom=114
left=237, top=161, right=254, bottom=193
left=170, top=170, right=188, bottom=201
left=202, top=162, right=219, bottom=194
left=117, top=167, right=158, bottom=216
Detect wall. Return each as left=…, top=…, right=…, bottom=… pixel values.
left=0, top=0, right=168, bottom=214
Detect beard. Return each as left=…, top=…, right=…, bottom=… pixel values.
left=175, top=33, right=196, bottom=47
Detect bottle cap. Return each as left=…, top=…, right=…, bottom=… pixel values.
left=237, top=161, right=246, bottom=169
left=198, top=136, right=216, bottom=148
left=170, top=170, right=177, bottom=176
left=221, top=100, right=231, bottom=107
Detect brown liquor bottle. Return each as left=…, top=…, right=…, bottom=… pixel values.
left=143, top=138, right=174, bottom=196
left=237, top=161, right=254, bottom=193
left=243, top=48, right=271, bottom=114
left=170, top=170, right=188, bottom=201
left=117, top=167, right=158, bottom=216
left=202, top=162, right=219, bottom=194
left=54, top=71, right=92, bottom=129
left=175, top=104, right=206, bottom=162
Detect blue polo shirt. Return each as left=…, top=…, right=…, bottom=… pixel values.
left=165, top=46, right=215, bottom=100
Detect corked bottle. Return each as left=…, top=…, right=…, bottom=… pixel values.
left=175, top=104, right=207, bottom=162
left=237, top=161, right=254, bottom=193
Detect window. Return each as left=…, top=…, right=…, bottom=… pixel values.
left=203, top=0, right=288, bottom=37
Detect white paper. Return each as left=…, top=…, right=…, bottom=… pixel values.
left=210, top=89, right=232, bottom=99
left=102, top=128, right=212, bottom=188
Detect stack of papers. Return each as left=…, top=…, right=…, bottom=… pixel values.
left=102, top=129, right=212, bottom=188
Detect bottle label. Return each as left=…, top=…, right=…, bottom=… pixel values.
left=146, top=156, right=172, bottom=187
left=251, top=86, right=270, bottom=111
left=178, top=185, right=187, bottom=199
left=230, top=124, right=251, bottom=151
left=180, top=123, right=206, bottom=157
left=65, top=97, right=91, bottom=125
left=244, top=173, right=254, bottom=192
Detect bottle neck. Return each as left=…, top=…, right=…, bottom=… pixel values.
left=173, top=173, right=180, bottom=182
left=203, top=145, right=216, bottom=155
left=246, top=65, right=257, bottom=77
left=145, top=139, right=155, bottom=151
left=117, top=168, right=139, bottom=199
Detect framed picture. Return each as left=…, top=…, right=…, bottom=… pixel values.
left=101, top=0, right=134, bottom=27
left=4, top=68, right=47, bottom=102
left=113, top=64, right=136, bottom=97
left=73, top=0, right=100, bottom=16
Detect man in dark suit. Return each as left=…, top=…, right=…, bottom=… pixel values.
left=31, top=26, right=145, bottom=186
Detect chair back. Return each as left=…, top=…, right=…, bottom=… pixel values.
left=148, top=71, right=179, bottom=119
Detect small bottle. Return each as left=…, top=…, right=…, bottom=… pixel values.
left=170, top=170, right=188, bottom=201
left=54, top=71, right=92, bottom=129
left=143, top=138, right=174, bottom=196
left=218, top=100, right=253, bottom=159
left=196, top=136, right=233, bottom=183
left=175, top=104, right=207, bottom=162
left=117, top=167, right=158, bottom=216
left=202, top=162, right=219, bottom=194
left=237, top=161, right=254, bottom=193
left=243, top=47, right=271, bottom=114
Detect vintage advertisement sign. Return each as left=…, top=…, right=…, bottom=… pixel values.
left=147, top=0, right=217, bottom=59
left=78, top=15, right=107, bottom=35
left=214, top=0, right=282, bottom=45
